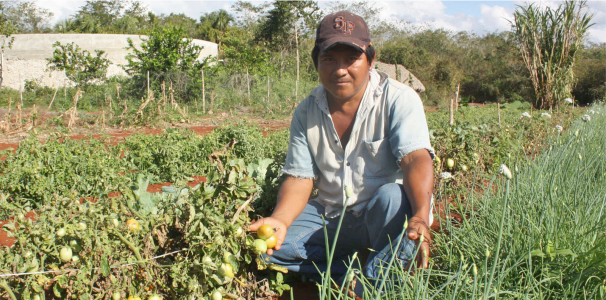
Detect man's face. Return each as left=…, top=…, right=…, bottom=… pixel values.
left=317, top=44, right=372, bottom=103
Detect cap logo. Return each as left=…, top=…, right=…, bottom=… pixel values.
left=333, top=16, right=355, bottom=35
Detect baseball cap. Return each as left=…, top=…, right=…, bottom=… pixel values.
left=315, top=11, right=372, bottom=52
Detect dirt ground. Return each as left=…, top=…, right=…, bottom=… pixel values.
left=0, top=107, right=291, bottom=150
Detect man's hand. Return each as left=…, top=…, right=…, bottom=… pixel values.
left=406, top=215, right=431, bottom=269
left=249, top=217, right=288, bottom=256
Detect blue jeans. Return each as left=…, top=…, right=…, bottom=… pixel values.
left=265, top=183, right=417, bottom=281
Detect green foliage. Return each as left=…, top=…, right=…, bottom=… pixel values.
left=512, top=0, right=593, bottom=109
left=46, top=41, right=111, bottom=87
left=256, top=1, right=321, bottom=51
left=123, top=26, right=204, bottom=102
left=0, top=1, right=53, bottom=33
left=65, top=0, right=148, bottom=34
left=573, top=42, right=606, bottom=104
left=198, top=9, right=234, bottom=45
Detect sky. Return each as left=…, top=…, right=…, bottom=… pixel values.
left=34, top=0, right=606, bottom=43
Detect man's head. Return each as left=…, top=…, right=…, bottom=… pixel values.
left=313, top=11, right=375, bottom=102
left=312, top=11, right=375, bottom=69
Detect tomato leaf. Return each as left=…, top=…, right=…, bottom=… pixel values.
left=101, top=255, right=110, bottom=276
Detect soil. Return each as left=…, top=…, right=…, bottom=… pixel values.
left=0, top=108, right=291, bottom=150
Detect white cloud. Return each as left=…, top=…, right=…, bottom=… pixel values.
left=31, top=0, right=606, bottom=43
left=480, top=4, right=513, bottom=32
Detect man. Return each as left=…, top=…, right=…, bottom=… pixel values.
left=250, top=11, right=434, bottom=296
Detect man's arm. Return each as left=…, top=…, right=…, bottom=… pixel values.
left=249, top=176, right=313, bottom=255
left=399, top=148, right=434, bottom=269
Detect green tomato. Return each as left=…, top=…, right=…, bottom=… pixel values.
left=33, top=295, right=41, bottom=300
left=71, top=255, right=80, bottom=263
left=148, top=295, right=161, bottom=300
left=59, top=247, right=73, bottom=262
left=253, top=239, right=268, bottom=255
left=211, top=291, right=222, bottom=300
left=222, top=252, right=234, bottom=264
left=446, top=158, right=455, bottom=169
left=234, top=227, right=243, bottom=236
left=69, top=240, right=82, bottom=252
left=217, top=263, right=234, bottom=278
left=77, top=222, right=87, bottom=231
left=23, top=250, right=33, bottom=259
left=112, top=292, right=121, bottom=300
left=56, top=228, right=67, bottom=237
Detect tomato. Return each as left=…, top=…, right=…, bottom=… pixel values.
left=112, top=292, right=121, bottom=300
left=56, top=228, right=66, bottom=237
left=33, top=295, right=41, bottom=300
left=23, top=250, right=33, bottom=258
left=253, top=239, right=268, bottom=255
left=127, top=297, right=141, bottom=300
left=461, top=165, right=468, bottom=172
left=126, top=219, right=140, bottom=232
left=446, top=158, right=455, bottom=169
left=218, top=263, right=234, bottom=278
left=265, top=234, right=277, bottom=249
left=77, top=222, right=87, bottom=231
left=257, top=224, right=274, bottom=240
left=71, top=255, right=80, bottom=263
left=112, top=218, right=119, bottom=227
left=148, top=295, right=161, bottom=300
left=234, top=227, right=243, bottom=236
left=60, top=247, right=73, bottom=262
left=211, top=291, right=222, bottom=300
left=222, top=252, right=234, bottom=264
left=69, top=240, right=82, bottom=252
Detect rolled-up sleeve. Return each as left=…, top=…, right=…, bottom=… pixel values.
left=281, top=103, right=317, bottom=178
left=389, top=87, right=435, bottom=164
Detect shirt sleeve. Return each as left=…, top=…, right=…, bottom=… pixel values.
left=388, top=85, right=436, bottom=164
left=280, top=102, right=317, bottom=178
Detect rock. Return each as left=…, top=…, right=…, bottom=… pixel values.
left=374, top=61, right=425, bottom=93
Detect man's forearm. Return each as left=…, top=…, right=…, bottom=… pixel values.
left=400, top=149, right=434, bottom=224
left=271, top=176, right=314, bottom=227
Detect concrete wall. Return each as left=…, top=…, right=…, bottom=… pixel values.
left=0, top=34, right=218, bottom=90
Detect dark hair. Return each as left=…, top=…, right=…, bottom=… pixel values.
left=311, top=44, right=376, bottom=70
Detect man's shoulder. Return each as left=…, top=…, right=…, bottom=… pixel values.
left=384, top=77, right=419, bottom=98
left=294, top=85, right=324, bottom=113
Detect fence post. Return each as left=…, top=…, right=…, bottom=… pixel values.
left=201, top=69, right=206, bottom=113
left=455, top=83, right=460, bottom=111
left=449, top=97, right=454, bottom=126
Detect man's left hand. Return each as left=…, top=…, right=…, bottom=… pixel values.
left=406, top=215, right=431, bottom=269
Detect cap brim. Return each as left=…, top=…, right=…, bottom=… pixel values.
left=319, top=36, right=368, bottom=52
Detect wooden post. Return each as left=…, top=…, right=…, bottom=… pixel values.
left=147, top=71, right=150, bottom=98
left=498, top=103, right=502, bottom=128
left=295, top=22, right=300, bottom=101
left=49, top=87, right=59, bottom=110
left=201, top=69, right=206, bottom=113
left=246, top=68, right=250, bottom=103
left=455, top=83, right=460, bottom=111
left=449, top=98, right=454, bottom=126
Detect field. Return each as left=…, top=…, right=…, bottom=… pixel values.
left=1, top=101, right=604, bottom=300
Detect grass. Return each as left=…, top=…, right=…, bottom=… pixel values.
left=319, top=104, right=606, bottom=299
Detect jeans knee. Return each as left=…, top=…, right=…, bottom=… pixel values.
left=368, top=183, right=409, bottom=213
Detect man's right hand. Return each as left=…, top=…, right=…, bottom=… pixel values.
left=249, top=217, right=288, bottom=256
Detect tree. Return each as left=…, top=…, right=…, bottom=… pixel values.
left=0, top=1, right=17, bottom=89
left=256, top=1, right=320, bottom=51
left=512, top=0, right=593, bottom=109
left=46, top=42, right=111, bottom=87
left=123, top=26, right=204, bottom=101
left=69, top=0, right=148, bottom=34
left=2, top=1, right=54, bottom=33
left=198, top=9, right=234, bottom=45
